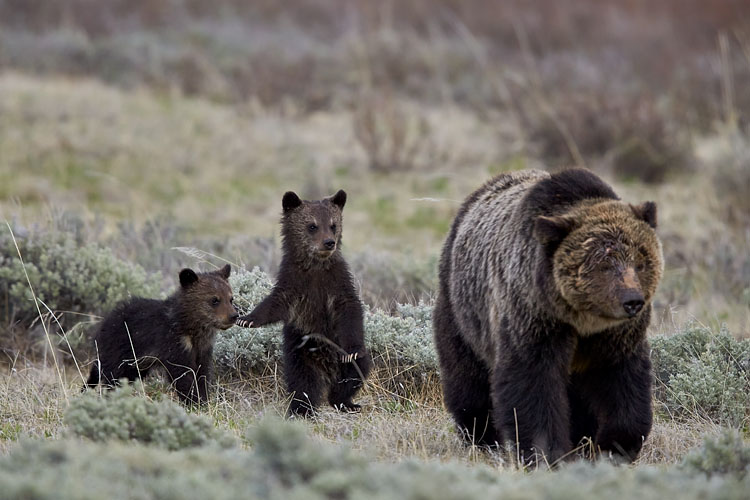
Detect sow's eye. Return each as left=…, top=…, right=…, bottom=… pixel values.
left=211, top=297, right=220, bottom=307
left=308, top=223, right=318, bottom=233
left=330, top=224, right=337, bottom=233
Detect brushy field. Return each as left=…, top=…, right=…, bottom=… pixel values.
left=1, top=0, right=750, bottom=498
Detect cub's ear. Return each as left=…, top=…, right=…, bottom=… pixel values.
left=215, top=264, right=231, bottom=280
left=330, top=189, right=347, bottom=210
left=533, top=215, right=575, bottom=251
left=282, top=191, right=302, bottom=213
left=179, top=268, right=199, bottom=288
left=630, top=201, right=657, bottom=228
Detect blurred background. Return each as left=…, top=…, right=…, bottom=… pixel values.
left=1, top=0, right=748, bottom=334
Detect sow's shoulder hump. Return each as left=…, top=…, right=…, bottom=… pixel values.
left=447, top=170, right=549, bottom=290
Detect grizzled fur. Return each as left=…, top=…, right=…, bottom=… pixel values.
left=236, top=190, right=371, bottom=416
left=434, top=168, right=663, bottom=465
left=85, top=265, right=237, bottom=405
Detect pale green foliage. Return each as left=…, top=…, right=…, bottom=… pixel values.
left=650, top=323, right=750, bottom=426
left=1, top=418, right=749, bottom=500
left=682, top=429, right=750, bottom=478
left=0, top=227, right=160, bottom=330
left=65, top=384, right=234, bottom=450
left=214, top=267, right=283, bottom=374
left=365, top=301, right=437, bottom=376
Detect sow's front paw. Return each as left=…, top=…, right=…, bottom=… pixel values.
left=235, top=315, right=254, bottom=328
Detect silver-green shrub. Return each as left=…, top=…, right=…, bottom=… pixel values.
left=1, top=417, right=749, bottom=500
left=0, top=226, right=160, bottom=336
left=650, top=323, right=750, bottom=426
left=65, top=384, right=234, bottom=450
left=682, top=429, right=750, bottom=478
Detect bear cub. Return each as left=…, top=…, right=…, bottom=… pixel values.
left=85, top=264, right=237, bottom=405
left=236, top=190, right=371, bottom=416
left=434, top=168, right=663, bottom=465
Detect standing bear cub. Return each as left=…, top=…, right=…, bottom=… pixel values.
left=236, top=190, right=371, bottom=416
left=85, top=265, right=237, bottom=405
left=434, top=169, right=663, bottom=465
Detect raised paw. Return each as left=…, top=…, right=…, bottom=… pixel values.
left=340, top=352, right=359, bottom=363
left=235, top=317, right=253, bottom=328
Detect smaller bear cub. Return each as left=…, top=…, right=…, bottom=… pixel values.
left=85, top=264, right=237, bottom=405
left=236, top=190, right=371, bottom=417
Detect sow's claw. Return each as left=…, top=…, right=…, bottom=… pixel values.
left=340, top=352, right=359, bottom=363
left=235, top=318, right=253, bottom=328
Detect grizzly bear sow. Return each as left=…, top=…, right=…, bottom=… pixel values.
left=236, top=190, right=371, bottom=416
left=434, top=169, right=663, bottom=464
left=85, top=265, right=237, bottom=405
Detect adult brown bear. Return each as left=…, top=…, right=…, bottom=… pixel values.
left=433, top=169, right=662, bottom=465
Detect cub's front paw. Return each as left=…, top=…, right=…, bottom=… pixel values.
left=235, top=316, right=254, bottom=328
left=340, top=352, right=359, bottom=363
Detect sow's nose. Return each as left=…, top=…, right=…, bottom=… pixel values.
left=229, top=312, right=239, bottom=323
left=323, top=239, right=336, bottom=250
left=621, top=290, right=645, bottom=317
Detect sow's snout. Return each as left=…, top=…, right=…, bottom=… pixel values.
left=620, top=289, right=645, bottom=317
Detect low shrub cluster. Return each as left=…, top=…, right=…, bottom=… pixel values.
left=0, top=417, right=748, bottom=500
left=0, top=226, right=159, bottom=329
left=682, top=429, right=750, bottom=478
left=651, top=322, right=750, bottom=427
left=0, top=225, right=160, bottom=357
left=66, top=384, right=234, bottom=450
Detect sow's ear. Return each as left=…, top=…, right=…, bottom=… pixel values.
left=282, top=191, right=302, bottom=213
left=179, top=268, right=199, bottom=288
left=533, top=215, right=575, bottom=251
left=330, top=189, right=347, bottom=211
left=215, top=264, right=231, bottom=280
left=630, top=201, right=657, bottom=229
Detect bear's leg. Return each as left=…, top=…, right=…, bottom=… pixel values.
left=329, top=351, right=372, bottom=412
left=574, top=345, right=652, bottom=463
left=283, top=326, right=325, bottom=417
left=433, top=296, right=499, bottom=447
left=492, top=330, right=576, bottom=466
left=164, top=352, right=203, bottom=405
left=83, top=360, right=101, bottom=390
left=567, top=380, right=599, bottom=456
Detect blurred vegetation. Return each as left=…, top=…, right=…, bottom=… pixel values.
left=66, top=383, right=236, bottom=450
left=0, top=413, right=748, bottom=500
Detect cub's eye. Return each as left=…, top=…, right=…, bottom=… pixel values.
left=211, top=297, right=220, bottom=307
left=636, top=262, right=647, bottom=272
left=229, top=296, right=234, bottom=304
left=308, top=223, right=318, bottom=233
left=331, top=224, right=337, bottom=233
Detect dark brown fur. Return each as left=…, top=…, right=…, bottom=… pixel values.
left=84, top=265, right=237, bottom=405
left=433, top=168, right=663, bottom=465
left=236, top=190, right=371, bottom=416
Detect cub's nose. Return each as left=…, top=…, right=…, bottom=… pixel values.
left=323, top=239, right=336, bottom=250
left=621, top=291, right=645, bottom=317
left=229, top=312, right=239, bottom=323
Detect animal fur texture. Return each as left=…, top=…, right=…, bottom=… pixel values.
left=236, top=190, right=371, bottom=416
left=85, top=265, right=237, bottom=405
left=433, top=168, right=663, bottom=464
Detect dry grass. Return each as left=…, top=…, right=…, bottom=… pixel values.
left=0, top=353, right=730, bottom=469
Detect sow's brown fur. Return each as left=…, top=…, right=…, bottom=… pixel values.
left=236, top=190, right=371, bottom=416
left=433, top=168, right=663, bottom=464
left=85, top=265, right=237, bottom=405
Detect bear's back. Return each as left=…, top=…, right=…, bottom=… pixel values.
left=95, top=297, right=171, bottom=356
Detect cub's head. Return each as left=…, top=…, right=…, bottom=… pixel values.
left=178, top=264, right=238, bottom=330
left=280, top=190, right=346, bottom=262
left=534, top=200, right=663, bottom=333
